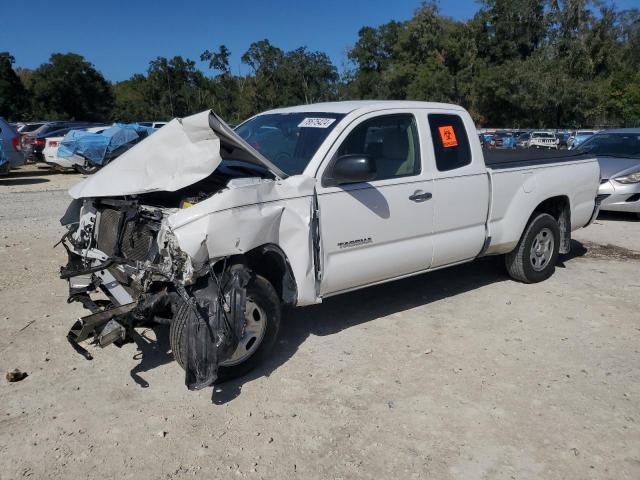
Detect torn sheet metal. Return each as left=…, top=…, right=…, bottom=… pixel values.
left=167, top=175, right=319, bottom=305
left=69, top=112, right=222, bottom=198
left=69, top=110, right=287, bottom=200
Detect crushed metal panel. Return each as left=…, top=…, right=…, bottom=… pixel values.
left=167, top=175, right=320, bottom=305
left=69, top=111, right=223, bottom=199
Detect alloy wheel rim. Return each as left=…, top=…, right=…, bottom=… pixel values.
left=529, top=227, right=554, bottom=272
left=219, top=298, right=267, bottom=367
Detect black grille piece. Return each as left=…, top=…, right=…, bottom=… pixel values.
left=121, top=220, right=156, bottom=262
left=96, top=208, right=122, bottom=256
left=625, top=193, right=640, bottom=203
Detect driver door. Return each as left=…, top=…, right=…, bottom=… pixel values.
left=316, top=110, right=435, bottom=296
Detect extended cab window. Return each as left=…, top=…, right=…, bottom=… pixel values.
left=336, top=114, right=420, bottom=180
left=428, top=114, right=471, bottom=172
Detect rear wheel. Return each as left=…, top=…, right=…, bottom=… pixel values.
left=170, top=274, right=281, bottom=382
left=505, top=213, right=560, bottom=283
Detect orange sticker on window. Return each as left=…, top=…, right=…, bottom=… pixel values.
left=438, top=126, right=458, bottom=148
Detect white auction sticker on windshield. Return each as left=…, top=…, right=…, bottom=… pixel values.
left=298, top=117, right=336, bottom=128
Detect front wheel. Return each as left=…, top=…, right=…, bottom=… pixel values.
left=505, top=213, right=561, bottom=283
left=170, top=274, right=281, bottom=383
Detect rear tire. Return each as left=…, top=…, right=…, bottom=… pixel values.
left=170, top=274, right=281, bottom=383
left=505, top=213, right=560, bottom=283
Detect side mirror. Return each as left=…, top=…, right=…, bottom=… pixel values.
left=328, top=154, right=377, bottom=186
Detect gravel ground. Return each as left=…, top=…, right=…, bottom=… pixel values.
left=1, top=164, right=639, bottom=480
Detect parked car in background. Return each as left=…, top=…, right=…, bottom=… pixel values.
left=138, top=121, right=167, bottom=129
left=0, top=117, right=25, bottom=172
left=568, top=130, right=596, bottom=150
left=0, top=139, right=6, bottom=175
left=516, top=132, right=531, bottom=148
left=479, top=132, right=494, bottom=148
left=575, top=129, right=640, bottom=218
left=22, top=122, right=106, bottom=162
left=529, top=131, right=559, bottom=149
left=493, top=131, right=517, bottom=149
left=556, top=132, right=570, bottom=149
left=56, top=123, right=158, bottom=174
left=16, top=122, right=46, bottom=133
left=43, top=125, right=111, bottom=171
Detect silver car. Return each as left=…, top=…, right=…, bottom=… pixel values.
left=0, top=117, right=25, bottom=174
left=575, top=129, right=640, bottom=218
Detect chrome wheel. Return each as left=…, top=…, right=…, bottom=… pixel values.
left=529, top=227, right=554, bottom=271
left=219, top=299, right=267, bottom=367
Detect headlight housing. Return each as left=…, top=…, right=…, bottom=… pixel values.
left=614, top=171, right=640, bottom=184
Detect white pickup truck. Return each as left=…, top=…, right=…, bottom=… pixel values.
left=59, top=101, right=602, bottom=390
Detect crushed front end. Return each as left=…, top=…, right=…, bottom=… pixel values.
left=59, top=197, right=247, bottom=389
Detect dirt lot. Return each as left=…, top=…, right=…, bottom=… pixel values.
left=1, top=164, right=639, bottom=480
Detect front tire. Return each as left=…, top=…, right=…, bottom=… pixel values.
left=505, top=213, right=561, bottom=283
left=170, top=274, right=281, bottom=383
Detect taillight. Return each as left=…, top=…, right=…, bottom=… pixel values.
left=11, top=136, right=20, bottom=151
left=33, top=138, right=45, bottom=146
left=48, top=141, right=59, bottom=148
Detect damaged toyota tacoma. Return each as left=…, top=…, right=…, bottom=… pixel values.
left=58, top=101, right=603, bottom=390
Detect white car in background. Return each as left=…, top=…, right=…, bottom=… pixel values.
left=529, top=131, right=559, bottom=149
left=43, top=125, right=111, bottom=171
left=138, top=121, right=167, bottom=129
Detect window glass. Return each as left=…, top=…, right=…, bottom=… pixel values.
left=236, top=112, right=344, bottom=175
left=576, top=133, right=640, bottom=158
left=336, top=114, right=420, bottom=180
left=428, top=114, right=471, bottom=171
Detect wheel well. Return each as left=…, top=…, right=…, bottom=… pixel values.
left=530, top=196, right=571, bottom=254
left=244, top=245, right=297, bottom=306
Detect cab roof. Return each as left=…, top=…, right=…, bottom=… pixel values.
left=264, top=100, right=465, bottom=115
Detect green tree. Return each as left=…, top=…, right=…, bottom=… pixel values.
left=0, top=52, right=29, bottom=119
left=145, top=56, right=211, bottom=119
left=201, top=45, right=241, bottom=121
left=112, top=74, right=153, bottom=122
left=29, top=53, right=113, bottom=121
left=473, top=0, right=547, bottom=64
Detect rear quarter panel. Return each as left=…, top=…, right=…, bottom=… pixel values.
left=486, top=159, right=600, bottom=255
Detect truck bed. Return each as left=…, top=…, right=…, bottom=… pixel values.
left=484, top=149, right=593, bottom=170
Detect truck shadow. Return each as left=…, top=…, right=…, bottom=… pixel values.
left=596, top=211, right=639, bottom=222
left=129, top=326, right=173, bottom=388
left=211, top=255, right=513, bottom=404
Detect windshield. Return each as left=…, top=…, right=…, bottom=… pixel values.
left=236, top=112, right=345, bottom=175
left=533, top=132, right=554, bottom=138
left=576, top=132, right=640, bottom=158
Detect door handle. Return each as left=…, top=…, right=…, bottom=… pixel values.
left=409, top=191, right=432, bottom=202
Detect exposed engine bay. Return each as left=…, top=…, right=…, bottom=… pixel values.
left=60, top=167, right=268, bottom=390
left=57, top=109, right=318, bottom=391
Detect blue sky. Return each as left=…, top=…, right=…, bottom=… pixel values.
left=2, top=0, right=638, bottom=82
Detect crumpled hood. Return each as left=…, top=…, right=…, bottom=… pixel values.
left=69, top=110, right=287, bottom=199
